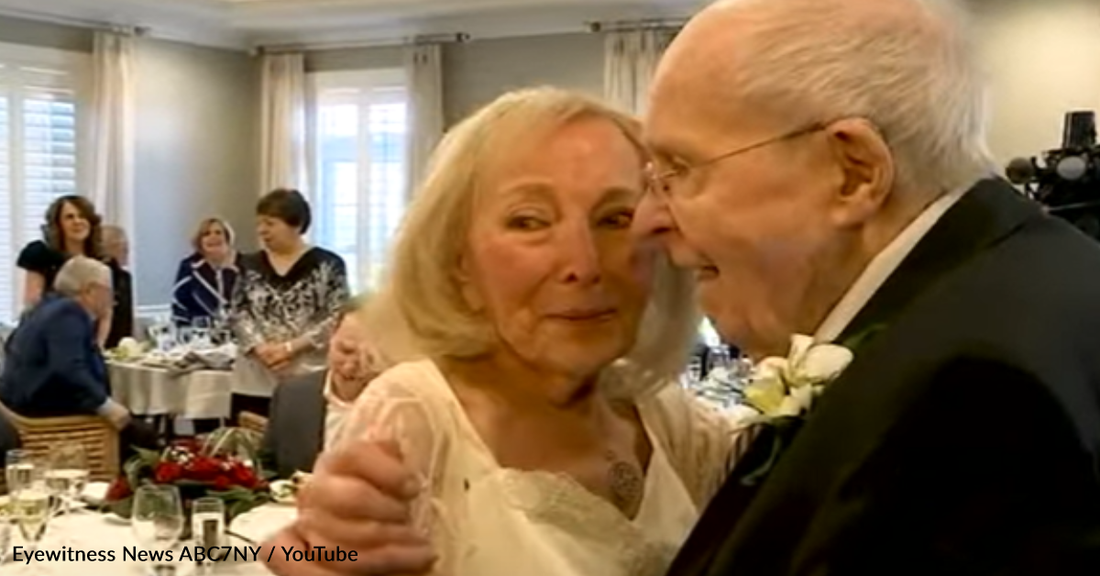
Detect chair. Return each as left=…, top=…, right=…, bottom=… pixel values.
left=0, top=402, right=120, bottom=485
left=238, top=411, right=269, bottom=437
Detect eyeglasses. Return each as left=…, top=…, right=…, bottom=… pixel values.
left=646, top=121, right=828, bottom=198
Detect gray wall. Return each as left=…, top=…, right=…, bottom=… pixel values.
left=132, top=39, right=258, bottom=306
left=442, top=33, right=604, bottom=125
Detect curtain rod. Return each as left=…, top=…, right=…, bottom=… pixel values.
left=0, top=7, right=148, bottom=36
left=586, top=18, right=686, bottom=33
left=255, top=32, right=470, bottom=54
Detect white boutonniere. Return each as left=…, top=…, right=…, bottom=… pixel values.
left=742, top=334, right=854, bottom=418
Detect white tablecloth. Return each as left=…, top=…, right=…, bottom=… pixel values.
left=1, top=506, right=295, bottom=575
left=110, top=363, right=235, bottom=419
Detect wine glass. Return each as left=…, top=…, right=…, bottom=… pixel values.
left=45, top=445, right=88, bottom=516
left=132, top=485, right=184, bottom=573
left=10, top=470, right=50, bottom=557
left=5, top=449, right=35, bottom=494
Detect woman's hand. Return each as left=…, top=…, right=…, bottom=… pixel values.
left=261, top=438, right=436, bottom=575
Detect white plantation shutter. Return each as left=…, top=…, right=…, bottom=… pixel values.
left=310, top=69, right=409, bottom=293
left=0, top=44, right=87, bottom=323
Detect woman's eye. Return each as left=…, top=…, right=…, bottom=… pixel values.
left=599, top=210, right=635, bottom=229
left=506, top=215, right=547, bottom=231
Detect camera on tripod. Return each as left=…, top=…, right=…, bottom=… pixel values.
left=1006, top=110, right=1100, bottom=239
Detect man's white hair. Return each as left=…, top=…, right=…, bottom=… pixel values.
left=54, top=256, right=111, bottom=296
left=719, top=0, right=996, bottom=194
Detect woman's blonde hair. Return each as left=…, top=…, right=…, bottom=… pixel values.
left=382, top=86, right=699, bottom=395
left=191, top=217, right=235, bottom=254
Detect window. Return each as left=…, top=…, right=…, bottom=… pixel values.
left=0, top=43, right=87, bottom=323
left=310, top=69, right=409, bottom=294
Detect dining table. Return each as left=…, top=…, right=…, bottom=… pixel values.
left=109, top=362, right=235, bottom=420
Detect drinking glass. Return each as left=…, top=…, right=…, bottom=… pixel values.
left=0, top=506, right=9, bottom=564
left=177, top=326, right=196, bottom=349
left=360, top=399, right=434, bottom=532
left=192, top=497, right=226, bottom=563
left=5, top=449, right=35, bottom=494
left=11, top=472, right=50, bottom=556
left=132, top=485, right=184, bottom=573
left=45, top=445, right=88, bottom=516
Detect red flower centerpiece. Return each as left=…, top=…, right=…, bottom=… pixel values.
left=104, top=428, right=271, bottom=536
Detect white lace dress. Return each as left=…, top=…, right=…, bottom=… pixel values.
left=337, top=359, right=747, bottom=576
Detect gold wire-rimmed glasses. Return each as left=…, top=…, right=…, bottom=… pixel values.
left=646, top=121, right=829, bottom=198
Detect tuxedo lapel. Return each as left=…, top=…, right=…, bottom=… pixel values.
left=667, top=179, right=1046, bottom=576
left=838, top=178, right=1039, bottom=344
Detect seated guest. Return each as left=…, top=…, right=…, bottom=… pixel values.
left=101, top=225, right=134, bottom=349
left=261, top=295, right=380, bottom=478
left=172, top=217, right=240, bottom=327
left=0, top=257, right=157, bottom=453
left=230, top=190, right=349, bottom=421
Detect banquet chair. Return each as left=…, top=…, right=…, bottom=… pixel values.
left=238, top=411, right=269, bottom=437
left=0, top=402, right=120, bottom=484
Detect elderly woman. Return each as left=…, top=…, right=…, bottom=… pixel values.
left=17, top=195, right=114, bottom=346
left=266, top=88, right=747, bottom=576
left=172, top=217, right=240, bottom=327
left=101, top=225, right=134, bottom=349
left=230, top=190, right=349, bottom=421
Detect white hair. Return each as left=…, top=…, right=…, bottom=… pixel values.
left=719, top=0, right=996, bottom=194
left=53, top=256, right=111, bottom=296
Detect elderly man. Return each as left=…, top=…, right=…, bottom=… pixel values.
left=261, top=297, right=381, bottom=478
left=258, top=1, right=1100, bottom=574
left=0, top=257, right=156, bottom=452
left=636, top=0, right=1100, bottom=574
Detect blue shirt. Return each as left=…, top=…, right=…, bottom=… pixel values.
left=0, top=294, right=110, bottom=416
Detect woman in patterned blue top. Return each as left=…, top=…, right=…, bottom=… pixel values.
left=230, top=189, right=349, bottom=421
left=171, top=217, right=241, bottom=327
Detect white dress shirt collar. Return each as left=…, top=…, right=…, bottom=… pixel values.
left=813, top=187, right=968, bottom=343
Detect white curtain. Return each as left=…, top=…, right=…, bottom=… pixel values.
left=259, top=52, right=308, bottom=196
left=404, top=44, right=444, bottom=198
left=89, top=31, right=135, bottom=236
left=604, top=29, right=668, bottom=115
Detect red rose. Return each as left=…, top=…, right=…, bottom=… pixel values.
left=185, top=456, right=221, bottom=481
left=229, top=463, right=258, bottom=489
left=153, top=462, right=183, bottom=484
left=213, top=475, right=231, bottom=491
left=105, top=477, right=132, bottom=501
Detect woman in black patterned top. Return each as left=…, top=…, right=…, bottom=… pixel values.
left=230, top=189, right=349, bottom=420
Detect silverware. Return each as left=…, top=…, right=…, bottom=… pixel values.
left=226, top=530, right=257, bottom=545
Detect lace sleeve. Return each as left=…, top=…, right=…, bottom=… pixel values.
left=644, top=384, right=757, bottom=507
left=335, top=367, right=454, bottom=574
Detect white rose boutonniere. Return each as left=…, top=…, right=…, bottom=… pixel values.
left=742, top=334, right=854, bottom=419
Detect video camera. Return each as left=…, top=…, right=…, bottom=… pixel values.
left=1006, top=110, right=1100, bottom=239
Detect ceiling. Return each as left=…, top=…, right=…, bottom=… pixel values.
left=0, top=0, right=701, bottom=49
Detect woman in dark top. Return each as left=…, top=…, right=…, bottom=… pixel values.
left=102, top=225, right=135, bottom=349
left=230, top=189, right=349, bottom=419
left=172, top=217, right=240, bottom=327
left=17, top=195, right=114, bottom=346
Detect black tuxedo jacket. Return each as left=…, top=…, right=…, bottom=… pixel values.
left=668, top=178, right=1100, bottom=576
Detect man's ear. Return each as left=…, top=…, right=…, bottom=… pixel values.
left=824, top=118, right=895, bottom=226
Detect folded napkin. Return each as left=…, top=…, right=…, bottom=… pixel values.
left=81, top=481, right=110, bottom=504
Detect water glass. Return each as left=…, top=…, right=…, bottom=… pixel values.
left=132, top=485, right=184, bottom=558
left=5, top=449, right=35, bottom=494
left=192, top=497, right=226, bottom=563
left=46, top=445, right=88, bottom=515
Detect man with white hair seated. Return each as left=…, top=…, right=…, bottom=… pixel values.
left=0, top=256, right=157, bottom=451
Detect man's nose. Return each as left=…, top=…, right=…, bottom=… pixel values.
left=633, top=191, right=678, bottom=242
